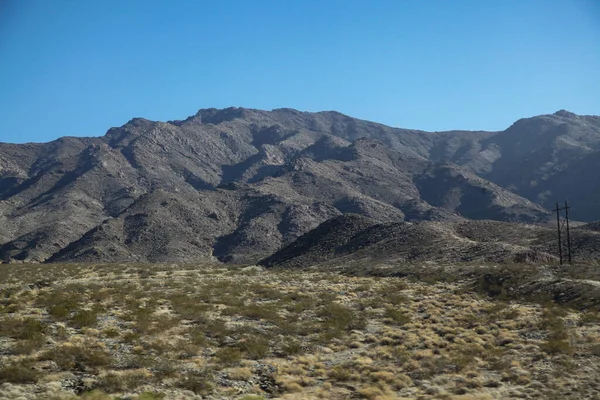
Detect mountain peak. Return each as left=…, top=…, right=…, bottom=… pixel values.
left=195, top=107, right=251, bottom=124
left=553, top=109, right=577, bottom=118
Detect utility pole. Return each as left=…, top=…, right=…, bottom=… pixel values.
left=555, top=202, right=562, bottom=265
left=565, top=201, right=572, bottom=264
left=554, top=201, right=572, bottom=265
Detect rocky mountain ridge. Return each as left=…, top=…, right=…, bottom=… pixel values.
left=1, top=107, right=598, bottom=264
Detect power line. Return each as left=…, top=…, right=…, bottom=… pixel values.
left=554, top=201, right=572, bottom=265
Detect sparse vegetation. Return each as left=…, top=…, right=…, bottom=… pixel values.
left=0, top=262, right=599, bottom=399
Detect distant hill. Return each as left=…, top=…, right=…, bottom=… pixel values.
left=581, top=221, right=600, bottom=232
left=1, top=107, right=598, bottom=264
left=260, top=214, right=600, bottom=268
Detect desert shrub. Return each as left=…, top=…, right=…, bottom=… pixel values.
left=385, top=292, right=409, bottom=305
left=123, top=331, right=141, bottom=344
left=137, top=269, right=155, bottom=279
left=153, top=315, right=181, bottom=332
left=240, top=303, right=280, bottom=322
left=0, top=288, right=21, bottom=314
left=486, top=352, right=511, bottom=371
left=187, top=327, right=207, bottom=346
left=280, top=338, right=304, bottom=356
left=176, top=369, right=214, bottom=395
left=283, top=295, right=317, bottom=313
left=0, top=361, right=40, bottom=384
left=103, top=327, right=121, bottom=338
left=484, top=301, right=508, bottom=316
left=37, top=291, right=81, bottom=320
left=327, top=365, right=353, bottom=381
left=318, top=302, right=366, bottom=336
left=40, top=343, right=112, bottom=370
left=540, top=338, right=573, bottom=355
left=71, top=309, right=98, bottom=328
left=274, top=319, right=301, bottom=335
left=203, top=319, right=230, bottom=341
left=383, top=307, right=411, bottom=325
left=391, top=346, right=411, bottom=365
left=89, top=287, right=111, bottom=303
left=474, top=264, right=538, bottom=299
left=147, top=339, right=174, bottom=356
left=448, top=344, right=487, bottom=372
left=539, top=307, right=573, bottom=355
left=237, top=335, right=270, bottom=359
left=169, top=294, right=210, bottom=320
left=221, top=303, right=281, bottom=324
left=96, top=372, right=151, bottom=393
left=226, top=367, right=253, bottom=381
left=128, top=307, right=154, bottom=334
left=118, top=354, right=153, bottom=370
left=205, top=281, right=244, bottom=306
left=417, top=355, right=458, bottom=377
left=246, top=284, right=285, bottom=300
left=12, top=334, right=45, bottom=355
left=215, top=347, right=242, bottom=366
left=152, top=359, right=178, bottom=380
left=0, top=316, right=45, bottom=339
left=419, top=271, right=457, bottom=285
left=579, top=311, right=600, bottom=325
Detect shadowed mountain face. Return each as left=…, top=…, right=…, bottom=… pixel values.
left=0, top=107, right=597, bottom=264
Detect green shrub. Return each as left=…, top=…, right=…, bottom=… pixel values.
left=12, top=334, right=45, bottom=355
left=538, top=307, right=572, bottom=355
left=318, top=302, right=365, bottom=335
left=176, top=369, right=214, bottom=395
left=280, top=338, right=304, bottom=356
left=169, top=294, right=210, bottom=321
left=96, top=372, right=150, bottom=393
left=0, top=361, right=40, bottom=383
left=540, top=338, right=573, bottom=355
left=38, top=292, right=81, bottom=320
left=284, top=295, right=317, bottom=313
left=103, top=327, right=121, bottom=338
left=40, top=344, right=112, bottom=370
left=71, top=309, right=98, bottom=328
left=383, top=307, right=411, bottom=325
left=0, top=316, right=45, bottom=339
left=215, top=347, right=242, bottom=366
left=188, top=327, right=207, bottom=346
left=152, top=359, right=178, bottom=380
left=238, top=335, right=270, bottom=359
left=203, top=319, right=230, bottom=341
left=327, top=365, right=353, bottom=381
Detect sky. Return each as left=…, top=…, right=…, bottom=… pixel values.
left=0, top=0, right=599, bottom=144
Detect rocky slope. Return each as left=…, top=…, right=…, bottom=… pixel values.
left=1, top=107, right=598, bottom=264
left=260, top=214, right=600, bottom=268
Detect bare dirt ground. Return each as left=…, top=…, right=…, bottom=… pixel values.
left=1, top=262, right=600, bottom=399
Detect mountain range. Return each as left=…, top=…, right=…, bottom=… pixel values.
left=1, top=107, right=599, bottom=264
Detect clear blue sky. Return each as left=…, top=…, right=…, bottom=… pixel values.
left=1, top=0, right=599, bottom=144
